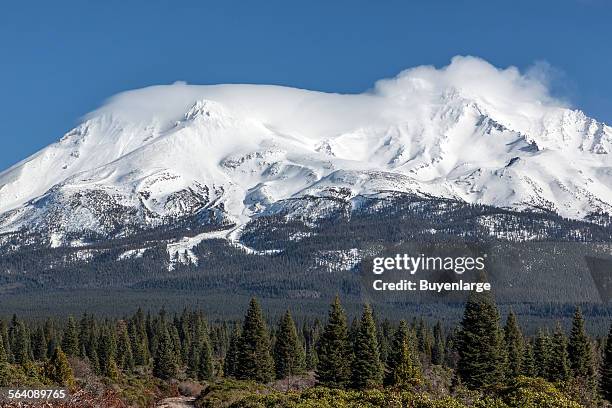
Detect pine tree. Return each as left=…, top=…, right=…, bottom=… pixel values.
left=32, top=326, right=48, bottom=361
left=521, top=340, right=536, bottom=377
left=44, top=346, right=75, bottom=387
left=457, top=291, right=505, bottom=389
left=88, top=336, right=100, bottom=374
left=351, top=304, right=383, bottom=389
left=416, top=319, right=433, bottom=364
left=348, top=317, right=359, bottom=354
left=116, top=321, right=134, bottom=373
left=98, top=327, right=118, bottom=379
left=0, top=333, right=6, bottom=364
left=504, top=311, right=524, bottom=379
left=0, top=322, right=11, bottom=365
left=316, top=296, right=351, bottom=388
left=236, top=298, right=275, bottom=383
left=43, top=318, right=57, bottom=359
left=62, top=316, right=79, bottom=357
left=78, top=314, right=89, bottom=359
left=396, top=336, right=424, bottom=387
left=378, top=319, right=393, bottom=367
left=0, top=332, right=8, bottom=387
left=568, top=307, right=594, bottom=380
left=273, top=310, right=305, bottom=380
left=153, top=327, right=179, bottom=380
left=304, top=319, right=321, bottom=370
left=197, top=336, right=214, bottom=380
left=549, top=322, right=570, bottom=382
left=444, top=328, right=460, bottom=369
left=385, top=320, right=421, bottom=387
left=13, top=320, right=30, bottom=365
left=129, top=310, right=149, bottom=366
left=432, top=321, right=445, bottom=366
left=170, top=325, right=183, bottom=367
left=178, top=309, right=191, bottom=363
left=600, top=323, right=612, bottom=401
left=8, top=315, right=18, bottom=360
left=305, top=342, right=318, bottom=371
left=224, top=325, right=241, bottom=378
left=187, top=338, right=201, bottom=378
left=534, top=329, right=551, bottom=379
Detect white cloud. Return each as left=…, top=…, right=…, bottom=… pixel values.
left=373, top=55, right=567, bottom=109
left=86, top=56, right=572, bottom=140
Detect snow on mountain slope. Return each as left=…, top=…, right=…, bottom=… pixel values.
left=0, top=56, right=611, bottom=245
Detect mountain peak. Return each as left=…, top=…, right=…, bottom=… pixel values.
left=0, top=57, right=611, bottom=244
left=184, top=99, right=231, bottom=122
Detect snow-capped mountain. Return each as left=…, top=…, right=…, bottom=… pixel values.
left=0, top=56, right=611, bottom=246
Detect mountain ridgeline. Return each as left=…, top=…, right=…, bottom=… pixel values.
left=0, top=192, right=611, bottom=327
left=0, top=58, right=611, bottom=321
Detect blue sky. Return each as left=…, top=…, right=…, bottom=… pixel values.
left=0, top=0, right=610, bottom=170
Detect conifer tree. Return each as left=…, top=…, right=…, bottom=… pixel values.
left=504, top=311, right=524, bottom=379
left=385, top=320, right=421, bottom=387
left=224, top=325, right=241, bottom=378
left=129, top=310, right=149, bottom=366
left=153, top=327, right=179, bottom=380
left=378, top=319, right=393, bottom=367
left=43, top=318, right=57, bottom=359
left=522, top=340, right=536, bottom=377
left=88, top=335, right=100, bottom=374
left=416, top=319, right=433, bottom=363
left=13, top=320, right=30, bottom=365
left=432, top=321, right=445, bottom=366
left=197, top=336, right=214, bottom=380
left=273, top=310, right=305, bottom=380
left=170, top=325, right=183, bottom=367
left=0, top=333, right=9, bottom=387
left=8, top=315, right=18, bottom=359
left=62, top=316, right=79, bottom=357
left=98, top=327, right=118, bottom=379
left=351, top=304, right=383, bottom=389
left=316, top=296, right=351, bottom=388
left=0, top=333, right=6, bottom=364
left=236, top=298, right=275, bottom=383
left=178, top=309, right=191, bottom=363
left=32, top=326, right=48, bottom=361
left=395, top=336, right=423, bottom=387
left=304, top=319, right=321, bottom=371
left=600, top=323, right=612, bottom=401
left=534, top=329, right=552, bottom=379
left=187, top=338, right=200, bottom=378
left=444, top=328, right=460, bottom=369
left=304, top=344, right=317, bottom=371
left=549, top=322, right=571, bottom=382
left=78, top=314, right=89, bottom=359
left=457, top=291, right=505, bottom=389
left=44, top=346, right=75, bottom=387
left=348, top=317, right=359, bottom=355
left=568, top=307, right=594, bottom=380
left=116, top=322, right=134, bottom=373
left=0, top=322, right=11, bottom=364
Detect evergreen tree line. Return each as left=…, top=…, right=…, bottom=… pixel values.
left=2, top=292, right=612, bottom=403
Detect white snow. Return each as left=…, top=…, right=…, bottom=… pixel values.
left=165, top=227, right=281, bottom=271
left=315, top=249, right=362, bottom=272
left=117, top=247, right=150, bottom=260
left=0, top=56, right=611, bottom=239
left=49, top=233, right=63, bottom=248
left=166, top=229, right=228, bottom=270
